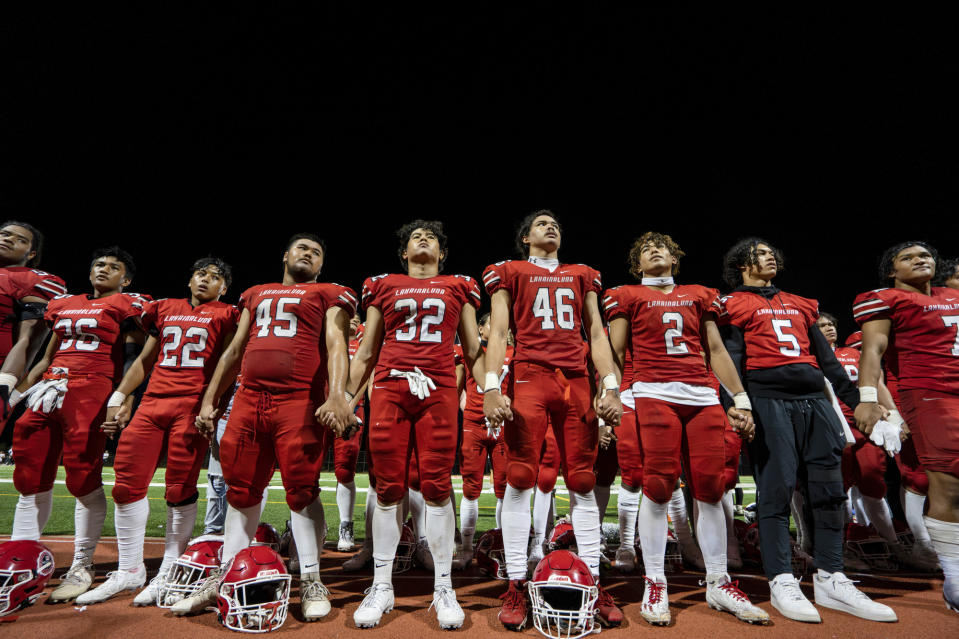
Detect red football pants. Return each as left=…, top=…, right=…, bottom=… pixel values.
left=460, top=419, right=507, bottom=500
left=899, top=388, right=959, bottom=478
left=220, top=387, right=332, bottom=512
left=617, top=404, right=643, bottom=490
left=332, top=405, right=365, bottom=485
left=13, top=374, right=111, bottom=497
left=368, top=379, right=458, bottom=503
left=505, top=362, right=597, bottom=495
left=896, top=437, right=928, bottom=495
left=112, top=394, right=209, bottom=505
left=723, top=414, right=742, bottom=493
left=636, top=397, right=726, bottom=504
left=536, top=427, right=561, bottom=493
left=841, top=427, right=887, bottom=498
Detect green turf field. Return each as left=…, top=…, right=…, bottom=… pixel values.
left=0, top=466, right=756, bottom=541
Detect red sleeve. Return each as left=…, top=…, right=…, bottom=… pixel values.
left=122, top=293, right=148, bottom=321
left=717, top=294, right=742, bottom=327
left=482, top=262, right=510, bottom=296
left=228, top=304, right=241, bottom=325
left=853, top=289, right=893, bottom=325
left=602, top=287, right=629, bottom=322
left=14, top=270, right=67, bottom=301
left=238, top=286, right=257, bottom=313
left=585, top=266, right=603, bottom=296
left=804, top=296, right=820, bottom=326
left=361, top=276, right=384, bottom=312
left=43, top=297, right=64, bottom=325
left=703, top=287, right=722, bottom=318
left=453, top=344, right=464, bottom=366
left=463, top=275, right=482, bottom=310
left=329, top=284, right=358, bottom=317
left=140, top=300, right=161, bottom=336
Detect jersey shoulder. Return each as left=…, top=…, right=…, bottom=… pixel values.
left=4, top=267, right=67, bottom=300
left=315, top=282, right=358, bottom=317
left=852, top=287, right=898, bottom=323
left=482, top=260, right=521, bottom=294
left=448, top=274, right=483, bottom=308
left=602, top=284, right=640, bottom=319
left=565, top=263, right=602, bottom=290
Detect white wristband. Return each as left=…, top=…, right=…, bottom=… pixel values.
left=107, top=391, right=127, bottom=408
left=0, top=372, right=17, bottom=391
left=602, top=374, right=618, bottom=391
left=859, top=386, right=878, bottom=403
left=733, top=392, right=752, bottom=411
left=483, top=372, right=501, bottom=393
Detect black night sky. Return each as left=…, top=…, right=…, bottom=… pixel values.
left=4, top=6, right=958, bottom=339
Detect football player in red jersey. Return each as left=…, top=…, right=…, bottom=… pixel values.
left=720, top=238, right=896, bottom=623
left=333, top=315, right=367, bottom=552
left=455, top=312, right=511, bottom=569
left=0, top=221, right=66, bottom=406
left=346, top=220, right=485, bottom=630
left=73, top=258, right=239, bottom=605
left=11, top=247, right=146, bottom=603
left=605, top=232, right=766, bottom=625
left=936, top=258, right=959, bottom=290
left=175, top=233, right=356, bottom=622
left=854, top=242, right=959, bottom=611
left=482, top=210, right=623, bottom=630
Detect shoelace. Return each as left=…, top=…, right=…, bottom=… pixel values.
left=302, top=580, right=330, bottom=600
left=499, top=584, right=526, bottom=609
left=643, top=577, right=665, bottom=605
left=430, top=587, right=457, bottom=611
left=830, top=576, right=870, bottom=600
left=596, top=586, right=614, bottom=608
left=777, top=578, right=807, bottom=602
left=360, top=584, right=391, bottom=609
left=63, top=564, right=92, bottom=584
left=718, top=581, right=749, bottom=603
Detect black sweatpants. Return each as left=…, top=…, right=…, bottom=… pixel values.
left=748, top=395, right=846, bottom=579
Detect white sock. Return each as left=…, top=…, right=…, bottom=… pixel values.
left=223, top=504, right=260, bottom=565
left=532, top=487, right=553, bottom=549
left=408, top=488, right=426, bottom=544
left=259, top=486, right=269, bottom=519
left=904, top=491, right=932, bottom=545
left=618, top=486, right=640, bottom=549
left=337, top=481, right=356, bottom=527
left=291, top=496, right=326, bottom=577
left=495, top=498, right=503, bottom=529
left=165, top=502, right=198, bottom=566
left=362, top=486, right=376, bottom=550
left=639, top=497, right=668, bottom=580
left=12, top=489, right=53, bottom=540
left=426, top=502, right=455, bottom=589
left=668, top=487, right=693, bottom=546
left=502, top=485, right=533, bottom=581
left=722, top=490, right=738, bottom=553
left=460, top=497, right=479, bottom=551
left=923, top=517, right=959, bottom=583
left=695, top=499, right=727, bottom=575
left=74, top=487, right=107, bottom=563
left=115, top=497, right=150, bottom=571
left=594, top=485, right=611, bottom=523
left=861, top=495, right=897, bottom=545
left=372, top=502, right=402, bottom=585
left=570, top=491, right=601, bottom=579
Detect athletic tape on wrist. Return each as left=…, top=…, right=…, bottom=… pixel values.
left=733, top=392, right=752, bottom=411
left=483, top=372, right=500, bottom=393
left=0, top=372, right=17, bottom=391
left=859, top=386, right=878, bottom=403
left=107, top=391, right=126, bottom=408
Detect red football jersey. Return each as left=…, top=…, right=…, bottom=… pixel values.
left=482, top=260, right=602, bottom=374
left=603, top=284, right=721, bottom=385
left=833, top=346, right=860, bottom=423
left=140, top=298, right=240, bottom=397
left=238, top=282, right=357, bottom=394
left=362, top=273, right=481, bottom=389
left=0, top=267, right=67, bottom=362
left=458, top=344, right=514, bottom=423
left=853, top=286, right=959, bottom=393
left=718, top=290, right=820, bottom=371
left=46, top=292, right=147, bottom=382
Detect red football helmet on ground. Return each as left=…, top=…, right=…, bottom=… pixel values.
left=393, top=520, right=417, bottom=574
left=252, top=523, right=280, bottom=551
left=475, top=528, right=507, bottom=579
left=158, top=535, right=223, bottom=608
left=845, top=523, right=897, bottom=571
left=547, top=518, right=576, bottom=552
left=217, top=546, right=291, bottom=633
left=527, top=550, right=598, bottom=639
left=0, top=540, right=54, bottom=617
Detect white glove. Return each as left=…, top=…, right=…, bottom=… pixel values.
left=389, top=367, right=437, bottom=400
left=869, top=419, right=902, bottom=457
left=485, top=418, right=501, bottom=440
left=19, top=369, right=69, bottom=414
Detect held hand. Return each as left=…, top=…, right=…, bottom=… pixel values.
left=727, top=407, right=755, bottom=442
left=315, top=393, right=354, bottom=437
left=854, top=402, right=885, bottom=436
left=195, top=404, right=219, bottom=440
left=100, top=405, right=132, bottom=439
left=595, top=392, right=622, bottom=426
left=483, top=390, right=513, bottom=427
left=598, top=423, right=616, bottom=449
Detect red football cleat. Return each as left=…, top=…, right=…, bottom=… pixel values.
left=595, top=584, right=624, bottom=627
left=498, top=580, right=529, bottom=631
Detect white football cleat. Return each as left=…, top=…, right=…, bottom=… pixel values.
left=171, top=568, right=222, bottom=616
left=614, top=546, right=637, bottom=572
left=813, top=571, right=897, bottom=622
left=769, top=574, right=820, bottom=623
left=354, top=582, right=394, bottom=628
left=640, top=576, right=670, bottom=626
left=49, top=561, right=94, bottom=602
left=705, top=574, right=770, bottom=624
left=338, top=521, right=355, bottom=552
left=431, top=586, right=465, bottom=629
left=301, top=575, right=332, bottom=621
left=133, top=570, right=168, bottom=606
left=75, top=566, right=146, bottom=605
